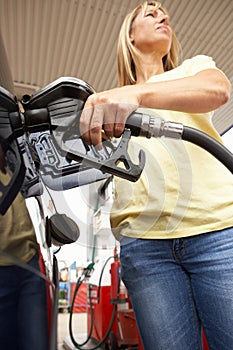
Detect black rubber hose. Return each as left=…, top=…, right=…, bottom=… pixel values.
left=69, top=277, right=94, bottom=348
left=182, top=126, right=233, bottom=174
left=50, top=255, right=59, bottom=350
left=69, top=257, right=116, bottom=350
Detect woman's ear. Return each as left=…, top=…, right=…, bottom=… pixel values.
left=130, top=34, right=134, bottom=43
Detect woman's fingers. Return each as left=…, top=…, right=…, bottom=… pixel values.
left=79, top=87, right=139, bottom=147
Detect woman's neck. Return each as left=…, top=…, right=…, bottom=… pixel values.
left=135, top=54, right=165, bottom=83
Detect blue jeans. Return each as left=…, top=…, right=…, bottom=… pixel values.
left=0, top=254, right=49, bottom=350
left=120, top=227, right=233, bottom=350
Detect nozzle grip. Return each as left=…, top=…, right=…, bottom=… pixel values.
left=125, top=112, right=144, bottom=136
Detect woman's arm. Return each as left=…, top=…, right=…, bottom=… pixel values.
left=80, top=69, right=231, bottom=147
left=139, top=69, right=231, bottom=113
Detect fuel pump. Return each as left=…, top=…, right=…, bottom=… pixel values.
left=110, top=247, right=124, bottom=304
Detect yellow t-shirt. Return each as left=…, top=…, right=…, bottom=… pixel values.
left=0, top=185, right=38, bottom=265
left=110, top=55, right=233, bottom=240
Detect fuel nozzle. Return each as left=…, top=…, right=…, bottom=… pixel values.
left=126, top=111, right=184, bottom=139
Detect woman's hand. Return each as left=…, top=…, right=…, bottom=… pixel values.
left=79, top=85, right=140, bottom=148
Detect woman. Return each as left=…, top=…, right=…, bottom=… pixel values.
left=80, top=1, right=233, bottom=349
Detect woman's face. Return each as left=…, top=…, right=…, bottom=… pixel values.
left=130, top=5, right=172, bottom=56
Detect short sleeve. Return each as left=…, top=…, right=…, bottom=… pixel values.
left=147, top=55, right=226, bottom=83
left=182, top=55, right=219, bottom=75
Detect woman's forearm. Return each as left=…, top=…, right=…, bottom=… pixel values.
left=138, top=69, right=231, bottom=113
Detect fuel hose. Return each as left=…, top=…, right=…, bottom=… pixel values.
left=182, top=126, right=233, bottom=174
left=126, top=112, right=233, bottom=175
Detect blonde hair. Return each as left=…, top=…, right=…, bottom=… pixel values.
left=117, top=1, right=181, bottom=86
